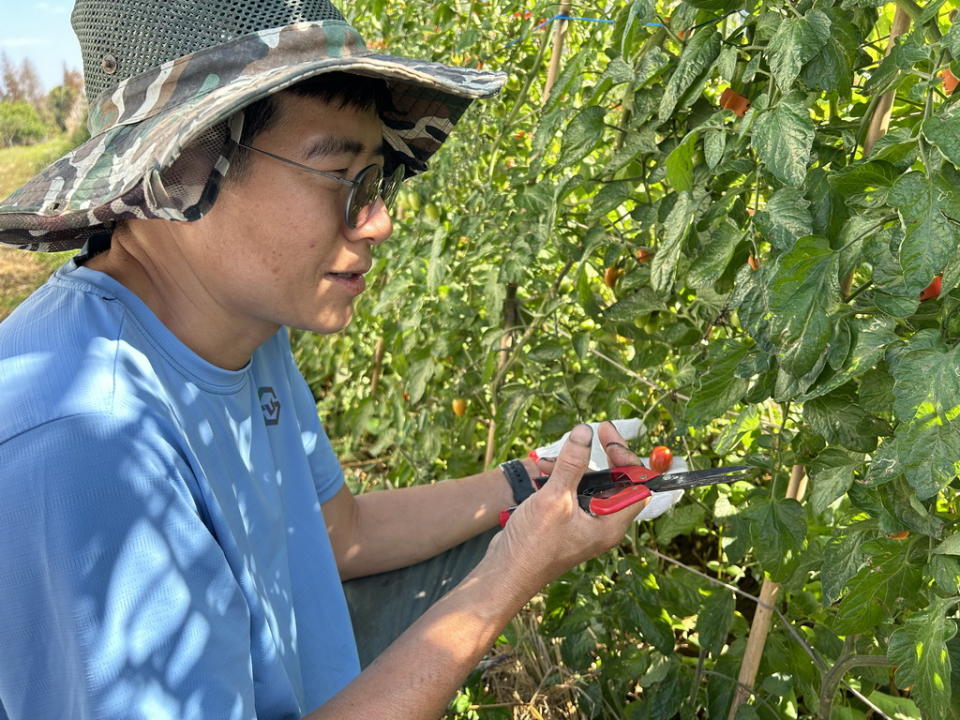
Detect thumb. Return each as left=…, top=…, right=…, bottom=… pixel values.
left=548, top=423, right=593, bottom=492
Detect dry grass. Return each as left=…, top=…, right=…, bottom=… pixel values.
left=0, top=246, right=56, bottom=320
left=0, top=135, right=80, bottom=319
left=468, top=603, right=592, bottom=719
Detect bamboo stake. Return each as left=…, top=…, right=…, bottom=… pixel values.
left=727, top=464, right=808, bottom=719
left=543, top=3, right=572, bottom=102
left=863, top=7, right=912, bottom=155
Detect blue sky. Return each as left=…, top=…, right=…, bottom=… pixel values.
left=0, top=1, right=83, bottom=92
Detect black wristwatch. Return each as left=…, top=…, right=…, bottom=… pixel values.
left=500, top=459, right=535, bottom=505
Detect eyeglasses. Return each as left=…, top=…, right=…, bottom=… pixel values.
left=236, top=141, right=404, bottom=228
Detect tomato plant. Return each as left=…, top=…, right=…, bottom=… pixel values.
left=295, top=0, right=960, bottom=717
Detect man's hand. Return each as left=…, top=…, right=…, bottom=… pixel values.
left=533, top=421, right=683, bottom=522
left=485, top=423, right=646, bottom=596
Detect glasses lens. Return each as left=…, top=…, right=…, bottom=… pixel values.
left=381, top=165, right=404, bottom=209
left=348, top=165, right=384, bottom=228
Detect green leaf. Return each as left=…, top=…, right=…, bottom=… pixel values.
left=558, top=106, right=606, bottom=170
left=687, top=219, right=744, bottom=288
left=798, top=317, right=899, bottom=402
left=809, top=448, right=864, bottom=514
left=752, top=92, right=816, bottom=186
left=803, top=386, right=883, bottom=452
left=658, top=28, right=721, bottom=122
left=685, top=339, right=752, bottom=426
left=864, top=692, right=922, bottom=720
left=696, top=589, right=735, bottom=657
left=744, top=497, right=807, bottom=582
left=665, top=131, right=700, bottom=192
left=822, top=524, right=870, bottom=603
left=879, top=478, right=945, bottom=538
left=715, top=406, right=761, bottom=455
left=604, top=287, right=664, bottom=321
left=633, top=602, right=677, bottom=655
left=895, top=416, right=960, bottom=500
left=944, top=19, right=960, bottom=59
left=888, top=172, right=960, bottom=293
left=768, top=236, right=840, bottom=377
left=923, top=104, right=960, bottom=168
left=863, top=30, right=928, bottom=95
left=703, top=128, right=726, bottom=170
left=890, top=330, right=960, bottom=422
left=934, top=533, right=960, bottom=556
left=406, top=356, right=435, bottom=404
left=654, top=503, right=706, bottom=544
left=802, top=7, right=858, bottom=96
left=835, top=542, right=923, bottom=633
left=636, top=46, right=672, bottom=86
left=767, top=9, right=832, bottom=92
left=828, top=160, right=900, bottom=197
left=860, top=367, right=896, bottom=415
left=753, top=187, right=813, bottom=252
left=651, top=192, right=695, bottom=293
left=888, top=597, right=958, bottom=720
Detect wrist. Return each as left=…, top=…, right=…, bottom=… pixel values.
left=500, top=458, right=537, bottom=505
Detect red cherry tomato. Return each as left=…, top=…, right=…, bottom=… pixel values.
left=649, top=445, right=673, bottom=473
left=919, top=275, right=942, bottom=301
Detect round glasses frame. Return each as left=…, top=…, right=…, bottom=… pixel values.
left=236, top=141, right=404, bottom=228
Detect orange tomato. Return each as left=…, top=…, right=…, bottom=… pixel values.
left=604, top=266, right=622, bottom=289
left=719, top=88, right=751, bottom=117
left=649, top=446, right=673, bottom=473
left=452, top=398, right=467, bottom=417
left=919, top=275, right=942, bottom=301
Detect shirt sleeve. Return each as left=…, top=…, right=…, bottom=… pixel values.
left=0, top=412, right=258, bottom=720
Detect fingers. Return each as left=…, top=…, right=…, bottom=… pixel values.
left=597, top=421, right=641, bottom=468
left=547, top=423, right=593, bottom=491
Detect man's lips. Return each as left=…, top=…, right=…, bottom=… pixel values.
left=326, top=268, right=369, bottom=294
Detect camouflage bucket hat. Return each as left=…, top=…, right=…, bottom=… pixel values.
left=0, top=0, right=506, bottom=251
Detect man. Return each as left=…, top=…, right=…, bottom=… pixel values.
left=0, top=2, right=669, bottom=718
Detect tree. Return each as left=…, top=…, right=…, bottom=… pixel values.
left=0, top=100, right=49, bottom=146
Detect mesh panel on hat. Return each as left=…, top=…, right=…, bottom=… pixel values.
left=72, top=0, right=347, bottom=104
left=156, top=121, right=232, bottom=218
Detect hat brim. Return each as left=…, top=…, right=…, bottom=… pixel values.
left=0, top=23, right=505, bottom=250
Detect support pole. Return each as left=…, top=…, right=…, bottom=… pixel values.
left=543, top=3, right=572, bottom=101
left=727, top=464, right=808, bottom=719
left=863, top=8, right=911, bottom=155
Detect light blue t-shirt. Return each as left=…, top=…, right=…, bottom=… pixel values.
left=0, top=258, right=360, bottom=719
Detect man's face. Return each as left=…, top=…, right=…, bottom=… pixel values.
left=189, top=91, right=393, bottom=336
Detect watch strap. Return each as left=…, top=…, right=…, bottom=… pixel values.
left=501, top=459, right=535, bottom=505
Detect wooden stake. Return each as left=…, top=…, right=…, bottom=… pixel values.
left=543, top=3, right=572, bottom=102
left=728, top=464, right=808, bottom=719
left=863, top=8, right=911, bottom=155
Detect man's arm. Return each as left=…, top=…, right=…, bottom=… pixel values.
left=308, top=423, right=645, bottom=719
left=324, top=457, right=537, bottom=580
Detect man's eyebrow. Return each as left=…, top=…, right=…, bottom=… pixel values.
left=303, top=136, right=387, bottom=160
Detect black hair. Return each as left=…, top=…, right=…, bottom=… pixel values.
left=229, top=72, right=390, bottom=178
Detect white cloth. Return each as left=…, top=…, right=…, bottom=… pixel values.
left=531, top=419, right=683, bottom=521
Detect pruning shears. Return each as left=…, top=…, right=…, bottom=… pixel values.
left=498, top=464, right=754, bottom=527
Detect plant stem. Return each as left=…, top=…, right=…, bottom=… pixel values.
left=818, top=653, right=896, bottom=720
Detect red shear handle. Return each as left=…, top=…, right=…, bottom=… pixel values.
left=498, top=507, right=516, bottom=528
left=586, top=484, right=651, bottom=516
